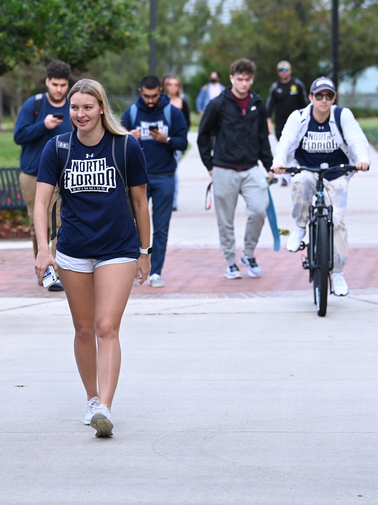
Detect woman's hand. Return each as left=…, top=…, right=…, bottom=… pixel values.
left=136, top=254, right=151, bottom=285
left=35, top=250, right=57, bottom=285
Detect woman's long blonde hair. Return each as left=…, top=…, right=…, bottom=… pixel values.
left=68, top=79, right=128, bottom=136
left=166, top=75, right=182, bottom=98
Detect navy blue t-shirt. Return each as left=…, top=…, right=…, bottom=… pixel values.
left=37, top=131, right=149, bottom=260
left=295, top=111, right=348, bottom=180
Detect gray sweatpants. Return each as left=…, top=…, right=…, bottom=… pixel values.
left=212, top=166, right=269, bottom=265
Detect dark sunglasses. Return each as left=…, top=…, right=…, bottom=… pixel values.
left=314, top=92, right=335, bottom=101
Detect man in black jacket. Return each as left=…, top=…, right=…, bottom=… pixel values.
left=197, top=58, right=273, bottom=280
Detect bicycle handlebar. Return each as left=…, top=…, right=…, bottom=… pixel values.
left=284, top=164, right=360, bottom=176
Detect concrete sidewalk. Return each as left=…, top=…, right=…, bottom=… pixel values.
left=1, top=132, right=378, bottom=504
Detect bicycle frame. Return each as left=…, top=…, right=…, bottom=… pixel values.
left=306, top=172, right=334, bottom=282
left=285, top=164, right=356, bottom=316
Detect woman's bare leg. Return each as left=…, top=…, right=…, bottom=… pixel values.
left=93, top=262, right=136, bottom=409
left=58, top=268, right=98, bottom=400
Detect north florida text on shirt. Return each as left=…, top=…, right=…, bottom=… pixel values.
left=64, top=157, right=116, bottom=193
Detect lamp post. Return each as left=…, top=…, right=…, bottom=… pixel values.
left=149, top=0, right=157, bottom=76
left=331, top=0, right=338, bottom=92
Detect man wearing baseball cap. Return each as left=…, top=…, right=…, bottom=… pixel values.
left=272, top=76, right=370, bottom=296
left=266, top=60, right=308, bottom=141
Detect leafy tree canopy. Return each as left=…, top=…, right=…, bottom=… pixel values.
left=197, top=0, right=378, bottom=98
left=0, top=0, right=139, bottom=75
left=339, top=0, right=378, bottom=80
left=88, top=0, right=215, bottom=100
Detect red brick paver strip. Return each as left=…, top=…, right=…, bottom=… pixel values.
left=1, top=244, right=378, bottom=299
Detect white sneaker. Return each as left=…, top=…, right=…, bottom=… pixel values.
left=225, top=263, right=242, bottom=279
left=286, top=226, right=306, bottom=252
left=240, top=254, right=262, bottom=277
left=84, top=396, right=99, bottom=425
left=149, top=273, right=165, bottom=288
left=90, top=404, right=114, bottom=437
left=331, top=272, right=349, bottom=296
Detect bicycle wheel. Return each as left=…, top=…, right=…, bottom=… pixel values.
left=313, top=216, right=329, bottom=317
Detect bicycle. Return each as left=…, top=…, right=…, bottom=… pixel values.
left=284, top=163, right=356, bottom=317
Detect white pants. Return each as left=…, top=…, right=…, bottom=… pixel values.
left=291, top=172, right=349, bottom=273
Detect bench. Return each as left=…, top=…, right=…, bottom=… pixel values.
left=0, top=168, right=27, bottom=211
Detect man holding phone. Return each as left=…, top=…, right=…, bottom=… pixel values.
left=14, top=60, right=72, bottom=291
left=121, top=75, right=188, bottom=287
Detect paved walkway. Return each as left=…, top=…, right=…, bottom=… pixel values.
left=1, top=132, right=378, bottom=504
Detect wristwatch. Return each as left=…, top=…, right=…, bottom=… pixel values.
left=139, top=246, right=153, bottom=255
left=166, top=136, right=171, bottom=144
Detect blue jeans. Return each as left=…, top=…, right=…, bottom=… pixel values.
left=173, top=150, right=182, bottom=208
left=147, top=174, right=175, bottom=276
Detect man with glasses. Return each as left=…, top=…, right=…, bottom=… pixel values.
left=272, top=76, right=370, bottom=296
left=121, top=76, right=188, bottom=287
left=266, top=61, right=308, bottom=142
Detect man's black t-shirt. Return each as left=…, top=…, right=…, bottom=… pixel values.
left=266, top=78, right=308, bottom=129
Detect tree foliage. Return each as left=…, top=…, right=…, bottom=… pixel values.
left=2, top=0, right=378, bottom=118
left=196, top=0, right=378, bottom=98
left=88, top=0, right=215, bottom=97
left=0, top=0, right=139, bottom=75
left=339, top=0, right=378, bottom=81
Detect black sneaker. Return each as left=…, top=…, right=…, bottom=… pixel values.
left=240, top=255, right=262, bottom=277
left=225, top=263, right=242, bottom=279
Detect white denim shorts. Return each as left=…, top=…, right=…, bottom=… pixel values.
left=56, top=250, right=136, bottom=273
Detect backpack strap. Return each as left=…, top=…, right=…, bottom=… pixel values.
left=112, top=135, right=139, bottom=236
left=130, top=102, right=171, bottom=131
left=34, top=93, right=44, bottom=121
left=51, top=132, right=73, bottom=240
left=112, top=134, right=128, bottom=190
left=130, top=104, right=138, bottom=128
left=217, top=93, right=227, bottom=129
left=333, top=105, right=346, bottom=144
left=163, top=103, right=172, bottom=131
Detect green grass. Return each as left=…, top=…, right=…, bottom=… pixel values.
left=362, top=128, right=378, bottom=146
left=0, top=132, right=20, bottom=168
left=357, top=118, right=378, bottom=146
left=357, top=117, right=378, bottom=129
left=0, top=115, right=15, bottom=131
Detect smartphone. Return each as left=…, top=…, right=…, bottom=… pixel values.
left=42, top=265, right=58, bottom=288
left=53, top=114, right=64, bottom=119
left=149, top=125, right=158, bottom=131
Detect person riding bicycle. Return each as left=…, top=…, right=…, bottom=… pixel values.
left=272, top=76, right=370, bottom=296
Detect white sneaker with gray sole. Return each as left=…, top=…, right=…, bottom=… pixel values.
left=286, top=226, right=306, bottom=252
left=240, top=254, right=262, bottom=277
left=149, top=273, right=165, bottom=288
left=331, top=272, right=349, bottom=296
left=90, top=404, right=114, bottom=437
left=225, top=264, right=242, bottom=279
left=84, top=396, right=99, bottom=425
